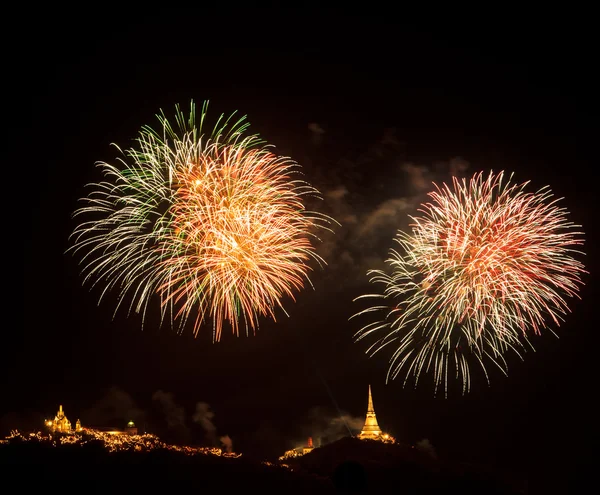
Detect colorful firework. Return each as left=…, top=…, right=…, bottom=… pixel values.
left=69, top=101, right=335, bottom=341
left=352, top=171, right=586, bottom=395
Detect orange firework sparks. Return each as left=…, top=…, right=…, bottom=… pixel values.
left=69, top=101, right=336, bottom=340
left=161, top=143, right=329, bottom=341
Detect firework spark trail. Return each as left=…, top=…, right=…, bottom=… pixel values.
left=352, top=170, right=586, bottom=396
left=69, top=101, right=336, bottom=340
left=160, top=142, right=332, bottom=340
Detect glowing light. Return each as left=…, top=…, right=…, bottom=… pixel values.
left=69, top=101, right=336, bottom=341
left=2, top=428, right=241, bottom=458
left=352, top=170, right=586, bottom=396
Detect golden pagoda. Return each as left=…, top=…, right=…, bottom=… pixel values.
left=357, top=385, right=382, bottom=440
left=47, top=405, right=72, bottom=433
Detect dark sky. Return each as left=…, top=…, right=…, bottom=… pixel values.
left=12, top=6, right=597, bottom=486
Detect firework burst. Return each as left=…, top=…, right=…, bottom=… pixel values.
left=69, top=101, right=335, bottom=341
left=352, top=171, right=586, bottom=395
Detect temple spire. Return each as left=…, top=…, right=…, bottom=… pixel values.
left=367, top=385, right=374, bottom=413
left=358, top=385, right=382, bottom=440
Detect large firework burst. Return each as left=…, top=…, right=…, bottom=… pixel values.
left=352, top=171, right=586, bottom=395
left=69, top=101, right=334, bottom=341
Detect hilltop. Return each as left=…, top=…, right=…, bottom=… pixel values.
left=287, top=436, right=526, bottom=494
left=2, top=430, right=527, bottom=493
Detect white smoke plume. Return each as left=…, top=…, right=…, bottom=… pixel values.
left=307, top=128, right=470, bottom=287
left=83, top=386, right=144, bottom=426
left=151, top=390, right=186, bottom=429
left=415, top=438, right=438, bottom=460
left=298, top=407, right=365, bottom=447
left=308, top=122, right=326, bottom=145
left=192, top=401, right=217, bottom=443
left=219, top=434, right=233, bottom=453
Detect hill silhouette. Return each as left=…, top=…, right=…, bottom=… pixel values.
left=1, top=439, right=332, bottom=492
left=288, top=436, right=525, bottom=494
left=2, top=433, right=527, bottom=493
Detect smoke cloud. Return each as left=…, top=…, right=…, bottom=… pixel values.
left=415, top=438, right=438, bottom=460
left=192, top=401, right=217, bottom=444
left=151, top=390, right=190, bottom=443
left=0, top=410, right=45, bottom=436
left=152, top=390, right=186, bottom=429
left=308, top=122, right=326, bottom=145
left=293, top=406, right=365, bottom=448
left=219, top=434, right=233, bottom=453
left=83, top=386, right=144, bottom=427
left=307, top=129, right=470, bottom=288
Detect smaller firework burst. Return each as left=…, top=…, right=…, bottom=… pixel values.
left=352, top=170, right=586, bottom=395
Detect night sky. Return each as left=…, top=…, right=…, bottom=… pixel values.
left=13, top=7, right=597, bottom=487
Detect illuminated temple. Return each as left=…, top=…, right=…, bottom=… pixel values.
left=358, top=385, right=381, bottom=439
left=357, top=386, right=394, bottom=443
left=44, top=404, right=143, bottom=437
left=46, top=405, right=82, bottom=433
left=278, top=387, right=394, bottom=460
left=279, top=437, right=316, bottom=460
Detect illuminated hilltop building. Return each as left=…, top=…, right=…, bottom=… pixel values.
left=278, top=387, right=395, bottom=460
left=302, top=436, right=315, bottom=455
left=44, top=405, right=139, bottom=436
left=279, top=437, right=317, bottom=461
left=45, top=405, right=81, bottom=433
left=125, top=421, right=138, bottom=435
left=358, top=385, right=381, bottom=440
left=357, top=386, right=395, bottom=443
